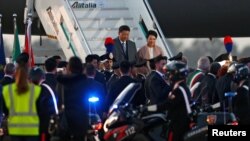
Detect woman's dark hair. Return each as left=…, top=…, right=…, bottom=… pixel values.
left=147, top=30, right=158, bottom=38
left=15, top=53, right=30, bottom=94
left=15, top=64, right=29, bottom=94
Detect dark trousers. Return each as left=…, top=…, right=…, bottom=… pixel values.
left=10, top=136, right=39, bottom=141
left=168, top=121, right=190, bottom=141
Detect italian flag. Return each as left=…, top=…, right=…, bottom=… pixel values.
left=12, top=22, right=21, bottom=63
left=24, top=18, right=35, bottom=67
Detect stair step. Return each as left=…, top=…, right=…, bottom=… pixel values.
left=87, top=37, right=143, bottom=45
left=91, top=51, right=106, bottom=56
left=78, top=17, right=135, bottom=28
left=74, top=10, right=131, bottom=19
left=86, top=37, right=143, bottom=42
left=82, top=27, right=138, bottom=31
left=82, top=28, right=140, bottom=39
left=33, top=49, right=64, bottom=57
left=78, top=17, right=134, bottom=21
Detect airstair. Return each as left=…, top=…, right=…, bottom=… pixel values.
left=33, top=0, right=173, bottom=60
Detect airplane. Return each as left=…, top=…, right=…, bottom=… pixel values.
left=1, top=0, right=249, bottom=37
left=149, top=0, right=250, bottom=38
left=0, top=0, right=249, bottom=64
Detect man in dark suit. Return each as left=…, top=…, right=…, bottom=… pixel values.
left=145, top=61, right=191, bottom=141
left=44, top=57, right=57, bottom=90
left=106, top=61, right=136, bottom=110
left=52, top=55, right=62, bottom=66
left=195, top=62, right=221, bottom=106
left=57, top=57, right=89, bottom=141
left=113, top=25, right=137, bottom=63
left=85, top=54, right=106, bottom=88
left=0, top=63, right=15, bottom=86
left=144, top=55, right=171, bottom=104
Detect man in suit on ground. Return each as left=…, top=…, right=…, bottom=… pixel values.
left=144, top=55, right=171, bottom=104
left=85, top=54, right=106, bottom=88
left=113, top=25, right=137, bottom=63
left=44, top=57, right=58, bottom=90
left=0, top=63, right=15, bottom=86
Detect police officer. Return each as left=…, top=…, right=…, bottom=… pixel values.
left=238, top=57, right=250, bottom=104
left=1, top=53, right=42, bottom=141
left=132, top=60, right=148, bottom=105
left=232, top=63, right=250, bottom=125
left=106, top=61, right=136, bottom=110
left=146, top=61, right=191, bottom=141
left=216, top=62, right=236, bottom=111
left=29, top=67, right=58, bottom=141
left=135, top=60, right=148, bottom=82
left=100, top=53, right=114, bottom=82
left=106, top=62, right=120, bottom=94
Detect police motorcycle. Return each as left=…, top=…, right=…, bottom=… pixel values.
left=87, top=97, right=103, bottom=141
left=184, top=95, right=238, bottom=141
left=48, top=113, right=102, bottom=141
left=48, top=96, right=102, bottom=141
left=103, top=83, right=168, bottom=141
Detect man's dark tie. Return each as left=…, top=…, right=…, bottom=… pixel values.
left=122, top=42, right=126, bottom=55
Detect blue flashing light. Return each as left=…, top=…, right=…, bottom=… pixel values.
left=225, top=92, right=236, bottom=97
left=88, top=97, right=99, bottom=103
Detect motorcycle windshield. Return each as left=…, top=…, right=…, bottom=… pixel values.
left=109, top=83, right=142, bottom=113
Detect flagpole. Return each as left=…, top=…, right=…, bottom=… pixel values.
left=29, top=14, right=32, bottom=66
left=13, top=14, right=17, bottom=39
left=13, top=13, right=17, bottom=26
left=0, top=14, right=2, bottom=26
left=25, top=13, right=35, bottom=67
left=27, top=13, right=32, bottom=57
left=13, top=13, right=17, bottom=63
left=0, top=14, right=2, bottom=36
